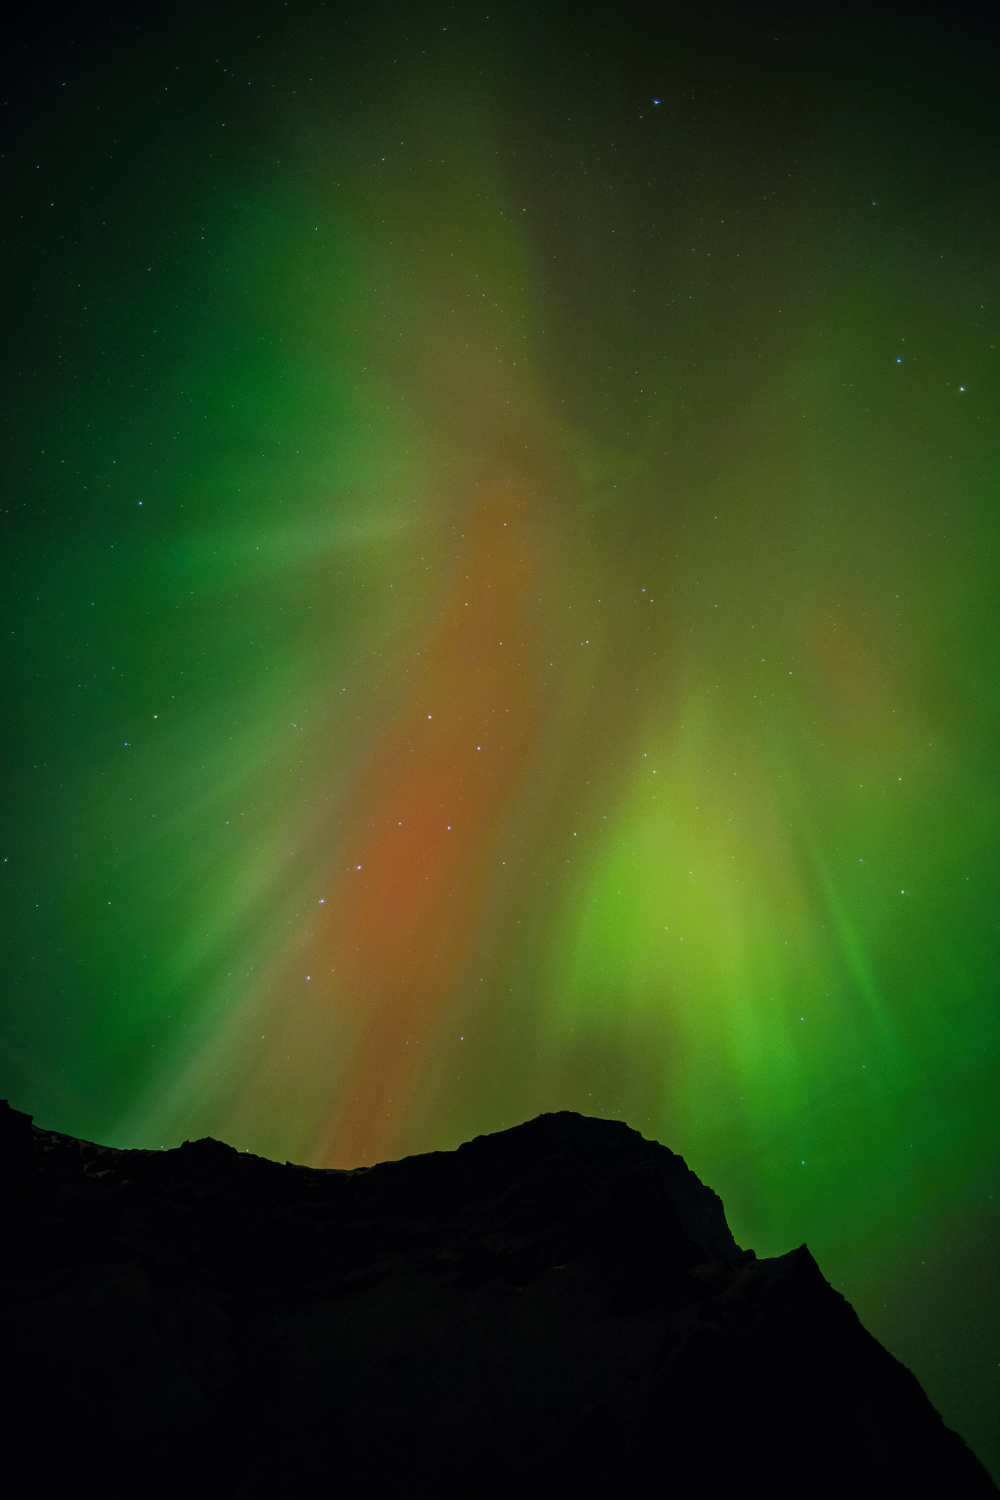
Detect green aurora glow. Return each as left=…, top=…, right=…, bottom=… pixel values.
left=1, top=1, right=997, bottom=1475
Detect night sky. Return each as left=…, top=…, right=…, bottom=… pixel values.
left=2, top=0, right=997, bottom=1475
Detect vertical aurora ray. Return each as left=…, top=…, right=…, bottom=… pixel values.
left=1, top=1, right=998, bottom=1473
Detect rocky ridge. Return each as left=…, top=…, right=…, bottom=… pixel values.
left=2, top=1099, right=995, bottom=1497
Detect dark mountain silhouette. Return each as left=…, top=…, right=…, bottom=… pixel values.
left=2, top=1098, right=995, bottom=1497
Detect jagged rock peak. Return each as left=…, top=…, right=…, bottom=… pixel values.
left=2, top=1099, right=996, bottom=1498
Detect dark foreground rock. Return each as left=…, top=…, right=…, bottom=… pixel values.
left=1, top=1100, right=994, bottom=1498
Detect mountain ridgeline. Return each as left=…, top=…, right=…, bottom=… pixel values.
left=2, top=1101, right=995, bottom=1496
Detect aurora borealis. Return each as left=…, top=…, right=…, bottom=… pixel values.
left=2, top=0, right=998, bottom=1475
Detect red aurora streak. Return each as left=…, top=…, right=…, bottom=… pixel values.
left=318, top=468, right=555, bottom=1165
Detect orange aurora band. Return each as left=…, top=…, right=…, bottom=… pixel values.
left=210, top=389, right=580, bottom=1169
left=320, top=462, right=556, bottom=1165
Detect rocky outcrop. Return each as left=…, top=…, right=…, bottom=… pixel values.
left=1, top=1099, right=995, bottom=1497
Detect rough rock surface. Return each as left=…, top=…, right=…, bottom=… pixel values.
left=2, top=1099, right=995, bottom=1497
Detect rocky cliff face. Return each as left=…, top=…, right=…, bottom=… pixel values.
left=2, top=1099, right=994, bottom=1497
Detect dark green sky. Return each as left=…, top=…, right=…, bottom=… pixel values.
left=2, top=0, right=998, bottom=1476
